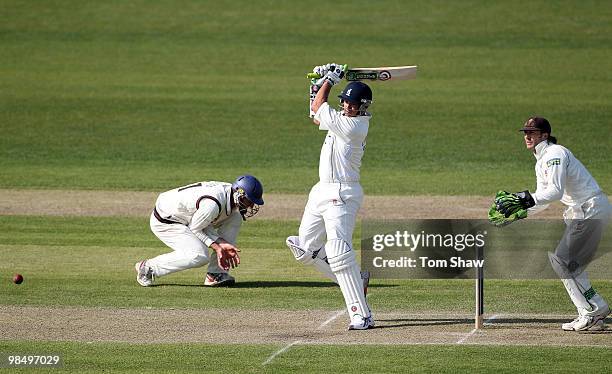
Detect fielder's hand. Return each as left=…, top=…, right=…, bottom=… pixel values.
left=214, top=242, right=241, bottom=271
left=488, top=190, right=528, bottom=227
left=495, top=190, right=535, bottom=217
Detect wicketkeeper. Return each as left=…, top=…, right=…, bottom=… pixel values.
left=135, top=175, right=264, bottom=287
left=489, top=117, right=611, bottom=331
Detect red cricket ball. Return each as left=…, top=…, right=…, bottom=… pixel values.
left=13, top=274, right=23, bottom=285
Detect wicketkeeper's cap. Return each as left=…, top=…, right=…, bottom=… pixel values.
left=519, top=117, right=551, bottom=133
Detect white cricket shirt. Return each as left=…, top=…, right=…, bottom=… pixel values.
left=314, top=102, right=370, bottom=183
left=530, top=141, right=603, bottom=209
left=155, top=181, right=238, bottom=246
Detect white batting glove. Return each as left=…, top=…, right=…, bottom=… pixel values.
left=312, top=64, right=329, bottom=77
left=313, top=63, right=344, bottom=78
left=324, top=64, right=346, bottom=86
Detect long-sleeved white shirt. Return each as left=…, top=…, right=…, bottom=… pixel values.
left=314, top=102, right=370, bottom=183
left=154, top=181, right=240, bottom=247
left=529, top=141, right=602, bottom=214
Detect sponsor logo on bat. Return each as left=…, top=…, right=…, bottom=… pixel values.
left=346, top=71, right=378, bottom=81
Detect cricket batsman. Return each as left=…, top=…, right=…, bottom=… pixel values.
left=286, top=63, right=374, bottom=330
left=135, top=175, right=264, bottom=287
left=489, top=117, right=611, bottom=331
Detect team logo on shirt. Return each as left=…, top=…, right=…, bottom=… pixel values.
left=546, top=158, right=561, bottom=167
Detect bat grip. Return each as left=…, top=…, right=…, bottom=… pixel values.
left=306, top=64, right=348, bottom=79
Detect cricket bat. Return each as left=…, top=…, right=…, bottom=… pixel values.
left=307, top=65, right=417, bottom=82
left=307, top=65, right=417, bottom=117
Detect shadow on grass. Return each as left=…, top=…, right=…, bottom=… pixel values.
left=375, top=317, right=475, bottom=328
left=153, top=281, right=399, bottom=289
left=233, top=281, right=399, bottom=289
left=374, top=316, right=612, bottom=330
left=486, top=317, right=612, bottom=333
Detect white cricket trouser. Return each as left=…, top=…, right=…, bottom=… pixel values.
left=553, top=193, right=612, bottom=313
left=299, top=182, right=362, bottom=255
left=298, top=182, right=371, bottom=321
left=556, top=193, right=612, bottom=269
left=148, top=213, right=241, bottom=278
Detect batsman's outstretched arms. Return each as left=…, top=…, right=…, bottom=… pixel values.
left=311, top=63, right=346, bottom=124
left=311, top=81, right=332, bottom=124
left=210, top=241, right=241, bottom=271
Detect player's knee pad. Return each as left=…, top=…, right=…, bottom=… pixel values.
left=326, top=239, right=356, bottom=273
left=286, top=236, right=319, bottom=265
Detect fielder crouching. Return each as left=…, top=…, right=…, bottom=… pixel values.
left=493, top=117, right=611, bottom=331
left=135, top=175, right=264, bottom=287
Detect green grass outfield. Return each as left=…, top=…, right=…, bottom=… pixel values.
left=1, top=0, right=611, bottom=194
left=1, top=216, right=611, bottom=373
left=2, top=1, right=612, bottom=372
left=1, top=341, right=611, bottom=373
left=3, top=216, right=604, bottom=312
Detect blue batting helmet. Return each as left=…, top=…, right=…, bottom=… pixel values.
left=338, top=81, right=373, bottom=114
left=232, top=175, right=264, bottom=205
left=232, top=175, right=264, bottom=220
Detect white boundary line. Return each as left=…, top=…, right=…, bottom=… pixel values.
left=262, top=309, right=345, bottom=366
left=456, top=314, right=500, bottom=344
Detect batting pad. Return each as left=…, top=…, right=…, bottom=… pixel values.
left=326, top=239, right=356, bottom=273
left=286, top=236, right=336, bottom=281
left=327, top=239, right=371, bottom=320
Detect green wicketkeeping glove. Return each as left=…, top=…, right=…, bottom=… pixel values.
left=488, top=191, right=528, bottom=227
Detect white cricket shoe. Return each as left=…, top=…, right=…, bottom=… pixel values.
left=562, top=316, right=581, bottom=331
left=348, top=315, right=375, bottom=331
left=134, top=260, right=154, bottom=287
left=562, top=306, right=610, bottom=331
left=204, top=272, right=235, bottom=287
left=562, top=316, right=606, bottom=331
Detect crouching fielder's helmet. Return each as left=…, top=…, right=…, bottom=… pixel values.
left=338, top=81, right=373, bottom=115
left=232, top=175, right=264, bottom=220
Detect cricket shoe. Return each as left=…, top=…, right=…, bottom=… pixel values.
left=134, top=260, right=154, bottom=287
left=562, top=317, right=606, bottom=332
left=348, top=315, right=375, bottom=331
left=562, top=316, right=582, bottom=331
left=204, top=272, right=235, bottom=287
left=562, top=306, right=610, bottom=331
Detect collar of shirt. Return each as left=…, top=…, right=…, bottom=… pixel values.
left=533, top=141, right=550, bottom=161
